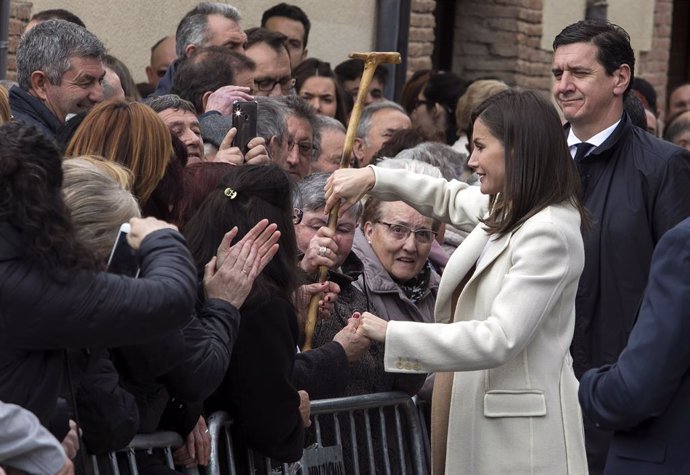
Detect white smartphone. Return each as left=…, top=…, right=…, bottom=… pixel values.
left=106, top=223, right=140, bottom=277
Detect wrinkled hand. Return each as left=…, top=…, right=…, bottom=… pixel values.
left=206, top=221, right=280, bottom=307
left=298, top=390, right=311, bottom=428
left=333, top=313, right=371, bottom=362
left=214, top=127, right=244, bottom=165
left=173, top=416, right=211, bottom=468
left=296, top=281, right=340, bottom=327
left=61, top=420, right=79, bottom=460
left=126, top=217, right=178, bottom=250
left=357, top=312, right=388, bottom=343
left=299, top=227, right=339, bottom=274
left=204, top=86, right=253, bottom=115
left=244, top=137, right=270, bottom=165
left=324, top=167, right=376, bottom=216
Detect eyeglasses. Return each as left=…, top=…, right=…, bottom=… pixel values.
left=292, top=208, right=304, bottom=224
left=254, top=76, right=296, bottom=93
left=376, top=221, right=437, bottom=244
left=287, top=138, right=316, bottom=159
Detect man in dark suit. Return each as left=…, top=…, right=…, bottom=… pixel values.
left=579, top=216, right=690, bottom=474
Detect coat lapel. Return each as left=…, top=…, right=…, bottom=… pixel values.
left=435, top=226, right=513, bottom=324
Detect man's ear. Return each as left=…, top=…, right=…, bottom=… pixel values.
left=201, top=91, right=212, bottom=112
left=363, top=221, right=374, bottom=243
left=30, top=71, right=50, bottom=101
left=352, top=137, right=365, bottom=165
left=302, top=48, right=308, bottom=62
left=184, top=44, right=197, bottom=58
left=613, top=64, right=631, bottom=97
left=145, top=66, right=156, bottom=85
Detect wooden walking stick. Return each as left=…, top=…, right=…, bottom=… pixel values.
left=302, top=51, right=401, bottom=351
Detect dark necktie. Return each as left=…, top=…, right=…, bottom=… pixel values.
left=573, top=142, right=595, bottom=162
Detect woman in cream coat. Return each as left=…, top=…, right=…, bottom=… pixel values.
left=325, top=90, right=588, bottom=474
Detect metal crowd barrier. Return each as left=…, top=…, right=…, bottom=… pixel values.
left=207, top=391, right=428, bottom=475
left=89, top=432, right=185, bottom=475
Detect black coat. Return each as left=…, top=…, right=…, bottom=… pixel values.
left=579, top=216, right=690, bottom=474
left=207, top=294, right=304, bottom=464
left=8, top=86, right=62, bottom=139
left=0, top=224, right=197, bottom=424
left=111, top=297, right=241, bottom=434
left=571, top=114, right=690, bottom=377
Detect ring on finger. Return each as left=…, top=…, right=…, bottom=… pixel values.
left=318, top=246, right=328, bottom=257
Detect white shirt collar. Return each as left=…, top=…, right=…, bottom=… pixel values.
left=567, top=119, right=621, bottom=158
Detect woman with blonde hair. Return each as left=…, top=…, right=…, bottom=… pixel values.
left=0, top=85, right=11, bottom=124
left=66, top=99, right=172, bottom=206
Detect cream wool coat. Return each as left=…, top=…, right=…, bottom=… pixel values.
left=370, top=167, right=588, bottom=474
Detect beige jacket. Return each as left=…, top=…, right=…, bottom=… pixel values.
left=371, top=168, right=588, bottom=474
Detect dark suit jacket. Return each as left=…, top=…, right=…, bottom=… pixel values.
left=579, top=216, right=690, bottom=474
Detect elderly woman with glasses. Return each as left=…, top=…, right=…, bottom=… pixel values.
left=353, top=163, right=441, bottom=326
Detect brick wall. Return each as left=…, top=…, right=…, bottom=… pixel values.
left=636, top=0, right=673, bottom=116
left=451, top=0, right=552, bottom=94
left=6, top=0, right=32, bottom=81
left=407, top=0, right=436, bottom=76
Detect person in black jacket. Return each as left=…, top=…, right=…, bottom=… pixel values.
left=187, top=165, right=309, bottom=469
left=0, top=124, right=196, bottom=442
left=579, top=216, right=690, bottom=474
left=551, top=20, right=690, bottom=472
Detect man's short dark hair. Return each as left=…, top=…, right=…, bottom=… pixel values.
left=245, top=27, right=288, bottom=55
left=31, top=9, right=85, bottom=27
left=664, top=111, right=690, bottom=143
left=553, top=20, right=635, bottom=97
left=632, top=77, right=658, bottom=115
left=334, top=58, right=388, bottom=86
left=260, top=3, right=311, bottom=47
left=171, top=46, right=236, bottom=114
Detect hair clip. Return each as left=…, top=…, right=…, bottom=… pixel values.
left=224, top=187, right=238, bottom=200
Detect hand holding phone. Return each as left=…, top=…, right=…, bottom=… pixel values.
left=231, top=100, right=258, bottom=155
left=107, top=223, right=139, bottom=277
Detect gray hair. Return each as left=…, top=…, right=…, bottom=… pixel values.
left=395, top=142, right=467, bottom=181
left=176, top=2, right=242, bottom=58
left=280, top=95, right=321, bottom=159
left=17, top=20, right=105, bottom=90
left=314, top=115, right=345, bottom=162
left=375, top=157, right=441, bottom=230
left=355, top=100, right=406, bottom=144
left=144, top=94, right=197, bottom=115
left=256, top=96, right=289, bottom=145
left=62, top=158, right=140, bottom=261
left=293, top=171, right=362, bottom=219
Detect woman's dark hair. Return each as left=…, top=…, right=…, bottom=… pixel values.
left=177, top=162, right=234, bottom=227
left=0, top=123, right=98, bottom=279
left=141, top=133, right=188, bottom=223
left=294, top=58, right=349, bottom=126
left=470, top=89, right=588, bottom=235
left=423, top=71, right=470, bottom=145
left=399, top=69, right=431, bottom=114
left=183, top=165, right=299, bottom=307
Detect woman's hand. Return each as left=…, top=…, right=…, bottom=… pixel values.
left=299, top=226, right=339, bottom=274
left=333, top=314, right=371, bottom=362
left=61, top=420, right=79, bottom=460
left=214, top=127, right=245, bottom=165
left=173, top=416, right=211, bottom=468
left=126, top=217, right=178, bottom=250
left=324, top=167, right=376, bottom=215
left=215, top=219, right=280, bottom=270
left=204, top=221, right=280, bottom=308
left=296, top=281, right=340, bottom=327
left=297, top=390, right=311, bottom=428
left=244, top=137, right=270, bottom=165
left=357, top=312, right=389, bottom=342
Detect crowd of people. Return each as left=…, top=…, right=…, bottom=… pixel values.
left=1, top=2, right=690, bottom=475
